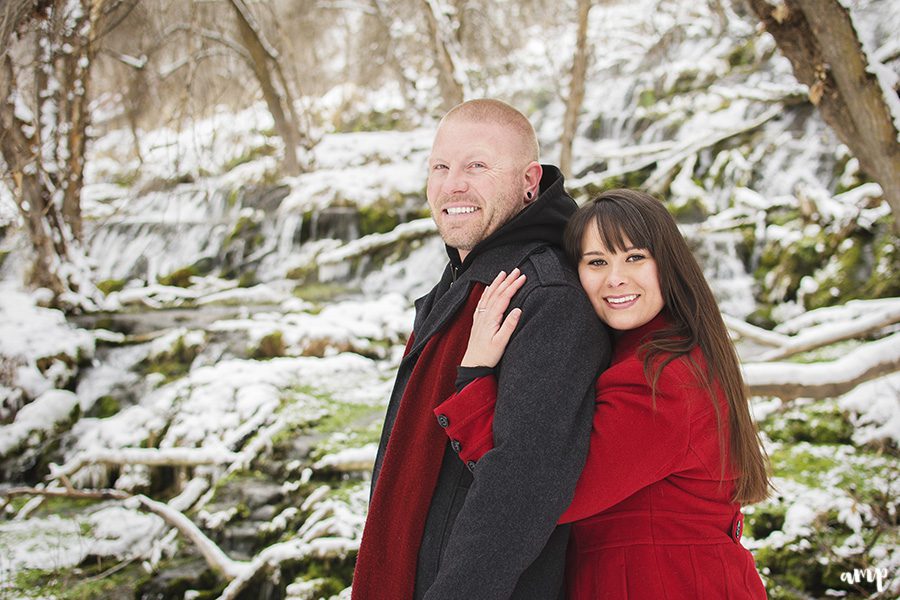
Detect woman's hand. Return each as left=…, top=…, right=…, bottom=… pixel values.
left=460, top=269, right=526, bottom=368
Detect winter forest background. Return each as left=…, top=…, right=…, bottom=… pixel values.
left=0, top=0, right=898, bottom=598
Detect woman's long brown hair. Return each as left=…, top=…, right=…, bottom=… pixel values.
left=564, top=189, right=770, bottom=504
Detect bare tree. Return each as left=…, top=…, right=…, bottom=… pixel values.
left=227, top=0, right=306, bottom=175
left=0, top=0, right=132, bottom=309
left=559, top=0, right=593, bottom=179
left=747, top=0, right=900, bottom=234
left=422, top=0, right=468, bottom=112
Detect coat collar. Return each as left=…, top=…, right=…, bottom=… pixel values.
left=408, top=240, right=550, bottom=361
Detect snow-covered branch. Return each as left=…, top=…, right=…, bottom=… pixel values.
left=757, top=305, right=900, bottom=361
left=131, top=494, right=250, bottom=580
left=743, top=332, right=900, bottom=400
left=724, top=315, right=788, bottom=347
left=50, top=446, right=243, bottom=480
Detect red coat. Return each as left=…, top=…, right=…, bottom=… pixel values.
left=434, top=316, right=767, bottom=599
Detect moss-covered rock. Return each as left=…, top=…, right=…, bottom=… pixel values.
left=253, top=331, right=286, bottom=359
left=96, top=278, right=127, bottom=296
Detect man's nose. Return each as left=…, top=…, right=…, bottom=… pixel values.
left=442, top=166, right=468, bottom=195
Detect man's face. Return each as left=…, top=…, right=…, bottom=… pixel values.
left=426, top=118, right=529, bottom=260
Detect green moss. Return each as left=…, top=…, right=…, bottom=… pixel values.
left=31, top=495, right=97, bottom=517
left=744, top=504, right=785, bottom=539
left=638, top=89, right=656, bottom=108
left=96, top=279, right=126, bottom=296
left=766, top=406, right=854, bottom=445
left=158, top=265, right=199, bottom=288
left=727, top=38, right=757, bottom=68
left=769, top=445, right=840, bottom=488
left=336, top=109, right=409, bottom=133
left=586, top=115, right=604, bottom=141
left=859, top=221, right=900, bottom=298
left=138, top=335, right=200, bottom=383
left=238, top=270, right=257, bottom=288
left=358, top=202, right=401, bottom=236
left=580, top=166, right=656, bottom=198
left=222, top=143, right=276, bottom=172
left=293, top=283, right=349, bottom=302
left=112, top=169, right=141, bottom=187
left=87, top=395, right=121, bottom=419
left=253, top=331, right=286, bottom=359
left=224, top=214, right=262, bottom=248
left=666, top=196, right=709, bottom=223
left=671, top=69, right=698, bottom=95
left=226, top=187, right=241, bottom=208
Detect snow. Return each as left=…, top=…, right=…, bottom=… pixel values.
left=0, top=389, right=78, bottom=457
left=0, top=0, right=897, bottom=596
left=839, top=372, right=900, bottom=445
left=313, top=443, right=378, bottom=472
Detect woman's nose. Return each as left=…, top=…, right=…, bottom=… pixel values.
left=606, top=265, right=627, bottom=287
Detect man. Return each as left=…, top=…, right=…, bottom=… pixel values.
left=352, top=99, right=610, bottom=599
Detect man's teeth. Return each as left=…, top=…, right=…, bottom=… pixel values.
left=607, top=294, right=638, bottom=304
left=445, top=206, right=478, bottom=215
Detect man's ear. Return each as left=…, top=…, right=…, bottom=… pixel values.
left=523, top=161, right=542, bottom=205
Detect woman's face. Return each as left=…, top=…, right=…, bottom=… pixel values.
left=577, top=225, right=665, bottom=331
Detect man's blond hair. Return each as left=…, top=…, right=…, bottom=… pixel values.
left=440, top=99, right=540, bottom=163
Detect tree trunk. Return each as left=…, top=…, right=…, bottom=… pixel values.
left=560, top=0, right=592, bottom=180
left=422, top=0, right=466, bottom=112
left=747, top=0, right=900, bottom=234
left=228, top=0, right=302, bottom=175
left=370, top=0, right=420, bottom=109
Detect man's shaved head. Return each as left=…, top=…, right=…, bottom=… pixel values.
left=440, top=99, right=540, bottom=164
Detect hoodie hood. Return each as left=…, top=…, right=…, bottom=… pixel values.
left=447, top=164, right=576, bottom=272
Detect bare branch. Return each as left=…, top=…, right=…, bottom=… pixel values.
left=744, top=332, right=900, bottom=399
left=133, top=493, right=249, bottom=580
left=50, top=446, right=244, bottom=480
left=2, top=485, right=129, bottom=500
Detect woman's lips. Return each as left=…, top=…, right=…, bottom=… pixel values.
left=604, top=293, right=639, bottom=308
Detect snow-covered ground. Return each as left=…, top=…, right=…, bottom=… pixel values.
left=1, top=0, right=898, bottom=598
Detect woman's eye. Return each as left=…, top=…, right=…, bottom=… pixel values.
left=588, top=259, right=606, bottom=266
left=626, top=253, right=646, bottom=262
left=432, top=163, right=448, bottom=170
left=469, top=162, right=486, bottom=169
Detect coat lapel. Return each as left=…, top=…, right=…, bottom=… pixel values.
left=404, top=241, right=549, bottom=362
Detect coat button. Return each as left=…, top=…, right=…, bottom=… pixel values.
left=466, top=460, right=476, bottom=472
left=451, top=439, right=462, bottom=453
left=437, top=414, right=449, bottom=428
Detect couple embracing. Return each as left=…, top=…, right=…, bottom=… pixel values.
left=351, top=99, right=770, bottom=600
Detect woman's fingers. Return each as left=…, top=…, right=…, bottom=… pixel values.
left=479, top=268, right=523, bottom=310
left=493, top=307, right=522, bottom=347
left=461, top=270, right=526, bottom=368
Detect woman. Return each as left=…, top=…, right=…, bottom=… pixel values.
left=434, top=189, right=770, bottom=598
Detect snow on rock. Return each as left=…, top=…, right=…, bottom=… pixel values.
left=279, top=128, right=433, bottom=212
left=313, top=443, right=377, bottom=472
left=838, top=372, right=900, bottom=445
left=195, top=283, right=290, bottom=306
left=208, top=294, right=414, bottom=359
left=60, top=352, right=382, bottom=488
left=0, top=285, right=94, bottom=413
left=0, top=389, right=79, bottom=457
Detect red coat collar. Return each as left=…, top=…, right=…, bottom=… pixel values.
left=611, top=311, right=669, bottom=362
